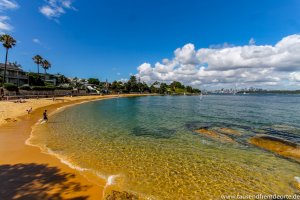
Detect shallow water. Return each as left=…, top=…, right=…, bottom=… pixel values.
left=30, top=95, right=300, bottom=199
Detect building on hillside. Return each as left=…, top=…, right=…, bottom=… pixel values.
left=0, top=63, right=28, bottom=86
left=43, top=73, right=57, bottom=86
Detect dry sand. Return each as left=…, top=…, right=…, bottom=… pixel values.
left=0, top=94, right=151, bottom=199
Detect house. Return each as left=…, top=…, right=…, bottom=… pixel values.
left=0, top=63, right=28, bottom=86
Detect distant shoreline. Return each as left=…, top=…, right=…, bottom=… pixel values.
left=207, top=91, right=300, bottom=95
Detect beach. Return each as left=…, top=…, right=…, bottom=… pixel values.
left=25, top=95, right=300, bottom=199
left=1, top=94, right=300, bottom=199
left=0, top=94, right=150, bottom=200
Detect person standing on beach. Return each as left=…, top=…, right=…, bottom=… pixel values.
left=43, top=110, right=48, bottom=122
left=26, top=107, right=32, bottom=114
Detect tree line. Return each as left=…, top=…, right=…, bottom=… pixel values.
left=0, top=34, right=52, bottom=87
left=88, top=76, right=201, bottom=94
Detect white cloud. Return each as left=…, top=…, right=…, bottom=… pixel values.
left=209, top=42, right=234, bottom=49
left=32, top=38, right=40, bottom=44
left=0, top=0, right=18, bottom=33
left=174, top=43, right=199, bottom=65
left=249, top=38, right=256, bottom=45
left=61, top=0, right=77, bottom=10
left=0, top=0, right=18, bottom=11
left=40, top=5, right=63, bottom=18
left=39, top=0, right=76, bottom=20
left=136, top=34, right=300, bottom=89
left=0, top=15, right=12, bottom=32
left=290, top=72, right=300, bottom=82
left=119, top=78, right=128, bottom=82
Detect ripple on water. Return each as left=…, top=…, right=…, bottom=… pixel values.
left=30, top=96, right=300, bottom=199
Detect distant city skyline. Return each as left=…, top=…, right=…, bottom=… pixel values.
left=0, top=0, right=300, bottom=89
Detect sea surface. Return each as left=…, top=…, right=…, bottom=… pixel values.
left=30, top=95, right=300, bottom=199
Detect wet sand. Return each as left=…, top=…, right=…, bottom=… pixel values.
left=0, top=94, right=151, bottom=199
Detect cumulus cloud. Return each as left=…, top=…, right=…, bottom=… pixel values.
left=290, top=72, right=300, bottom=82
left=136, top=34, right=300, bottom=89
left=0, top=0, right=18, bottom=33
left=209, top=42, right=234, bottom=49
left=39, top=0, right=76, bottom=20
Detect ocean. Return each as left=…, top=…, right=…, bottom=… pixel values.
left=29, top=95, right=300, bottom=199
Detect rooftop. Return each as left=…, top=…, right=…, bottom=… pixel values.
left=0, top=63, right=24, bottom=71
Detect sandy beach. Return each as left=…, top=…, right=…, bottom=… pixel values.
left=0, top=94, right=150, bottom=200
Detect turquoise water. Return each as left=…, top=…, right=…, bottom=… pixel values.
left=30, top=95, right=300, bottom=199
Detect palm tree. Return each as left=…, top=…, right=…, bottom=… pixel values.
left=0, top=34, right=16, bottom=85
left=32, top=55, right=43, bottom=77
left=41, top=59, right=51, bottom=80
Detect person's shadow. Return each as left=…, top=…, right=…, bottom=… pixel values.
left=0, top=163, right=90, bottom=200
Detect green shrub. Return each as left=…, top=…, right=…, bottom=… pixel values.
left=3, top=83, right=18, bottom=91
left=19, top=85, right=31, bottom=90
left=88, top=78, right=100, bottom=85
left=28, top=73, right=45, bottom=86
left=31, top=86, right=55, bottom=91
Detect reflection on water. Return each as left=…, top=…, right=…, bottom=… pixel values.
left=29, top=95, right=300, bottom=199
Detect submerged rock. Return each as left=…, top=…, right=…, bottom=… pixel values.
left=194, top=128, right=236, bottom=144
left=249, top=134, right=300, bottom=162
left=105, top=190, right=139, bottom=200
left=217, top=127, right=241, bottom=136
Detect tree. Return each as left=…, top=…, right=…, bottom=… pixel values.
left=159, top=83, right=168, bottom=94
left=142, top=82, right=149, bottom=92
left=57, top=75, right=70, bottom=85
left=32, top=55, right=43, bottom=77
left=138, top=81, right=149, bottom=93
left=186, top=86, right=193, bottom=93
left=192, top=88, right=201, bottom=93
left=41, top=60, right=51, bottom=80
left=0, top=34, right=16, bottom=85
left=127, top=76, right=138, bottom=92
left=88, top=78, right=100, bottom=85
left=111, top=81, right=124, bottom=93
left=28, top=72, right=44, bottom=86
left=149, top=82, right=160, bottom=93
left=170, top=81, right=184, bottom=91
left=72, top=77, right=84, bottom=89
left=150, top=85, right=158, bottom=93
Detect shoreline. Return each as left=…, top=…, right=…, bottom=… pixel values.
left=0, top=94, right=152, bottom=199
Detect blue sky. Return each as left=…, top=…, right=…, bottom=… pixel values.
left=1, top=0, right=300, bottom=89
